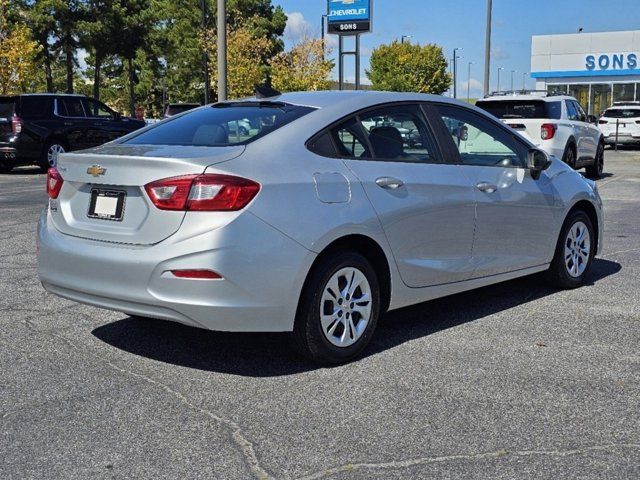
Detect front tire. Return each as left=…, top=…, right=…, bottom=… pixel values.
left=585, top=141, right=605, bottom=179
left=546, top=210, right=595, bottom=288
left=292, top=251, right=380, bottom=364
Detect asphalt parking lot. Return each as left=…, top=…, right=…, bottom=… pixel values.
left=1, top=150, right=639, bottom=479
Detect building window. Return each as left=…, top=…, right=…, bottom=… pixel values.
left=613, top=83, right=635, bottom=103
left=569, top=84, right=590, bottom=112
left=548, top=84, right=568, bottom=95
left=590, top=84, right=612, bottom=116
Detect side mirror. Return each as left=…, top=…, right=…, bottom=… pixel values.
left=528, top=148, right=551, bottom=179
left=587, top=115, right=598, bottom=124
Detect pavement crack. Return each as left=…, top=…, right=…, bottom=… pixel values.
left=20, top=316, right=275, bottom=480
left=297, top=444, right=640, bottom=479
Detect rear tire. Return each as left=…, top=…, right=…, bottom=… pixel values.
left=0, top=162, right=12, bottom=174
left=562, top=143, right=577, bottom=169
left=585, top=141, right=605, bottom=179
left=546, top=209, right=595, bottom=289
left=292, top=251, right=380, bottom=364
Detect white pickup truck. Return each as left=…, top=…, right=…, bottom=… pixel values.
left=476, top=92, right=605, bottom=178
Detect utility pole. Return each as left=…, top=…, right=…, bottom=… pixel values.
left=201, top=0, right=210, bottom=103
left=510, top=70, right=517, bottom=91
left=453, top=47, right=462, bottom=99
left=497, top=66, right=503, bottom=92
left=483, top=0, right=492, bottom=96
left=467, top=61, right=474, bottom=101
left=217, top=0, right=227, bottom=101
left=321, top=15, right=327, bottom=61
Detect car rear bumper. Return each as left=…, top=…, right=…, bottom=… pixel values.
left=37, top=208, right=315, bottom=332
left=603, top=134, right=640, bottom=145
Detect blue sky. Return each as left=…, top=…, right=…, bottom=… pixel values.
left=275, top=0, right=640, bottom=97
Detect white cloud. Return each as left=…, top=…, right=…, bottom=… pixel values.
left=492, top=46, right=509, bottom=61
left=284, top=12, right=313, bottom=41
left=455, top=77, right=484, bottom=99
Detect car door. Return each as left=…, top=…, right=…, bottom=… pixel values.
left=572, top=100, right=599, bottom=162
left=431, top=103, right=558, bottom=278
left=332, top=103, right=477, bottom=288
left=56, top=96, right=91, bottom=150
left=566, top=100, right=593, bottom=163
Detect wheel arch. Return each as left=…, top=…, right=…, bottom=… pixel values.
left=568, top=199, right=600, bottom=250
left=302, top=234, right=392, bottom=314
left=42, top=135, right=69, bottom=155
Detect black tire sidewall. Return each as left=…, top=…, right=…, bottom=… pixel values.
left=549, top=210, right=595, bottom=288
left=563, top=143, right=576, bottom=169
left=293, top=251, right=380, bottom=364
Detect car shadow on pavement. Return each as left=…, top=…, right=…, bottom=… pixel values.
left=91, top=258, right=621, bottom=377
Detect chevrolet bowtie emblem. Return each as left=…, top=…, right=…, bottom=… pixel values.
left=87, top=165, right=106, bottom=177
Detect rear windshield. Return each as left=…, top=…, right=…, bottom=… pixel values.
left=476, top=100, right=562, bottom=120
left=166, top=104, right=200, bottom=116
left=0, top=98, right=16, bottom=119
left=603, top=108, right=640, bottom=118
left=125, top=102, right=316, bottom=146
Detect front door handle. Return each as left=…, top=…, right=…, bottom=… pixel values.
left=376, top=177, right=404, bottom=189
left=476, top=182, right=497, bottom=193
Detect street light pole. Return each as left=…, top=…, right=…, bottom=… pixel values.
left=497, top=67, right=503, bottom=92
left=522, top=72, right=528, bottom=91
left=201, top=0, right=210, bottom=103
left=483, top=0, right=492, bottom=96
left=510, top=70, right=517, bottom=91
left=467, top=62, right=474, bottom=101
left=401, top=35, right=411, bottom=44
left=453, top=47, right=462, bottom=99
left=321, top=15, right=327, bottom=61
left=217, top=0, right=227, bottom=101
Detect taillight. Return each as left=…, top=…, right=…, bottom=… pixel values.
left=598, top=119, right=608, bottom=125
left=145, top=174, right=260, bottom=211
left=46, top=167, right=63, bottom=199
left=541, top=123, right=556, bottom=140
left=11, top=115, right=22, bottom=134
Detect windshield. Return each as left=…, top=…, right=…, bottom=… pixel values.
left=126, top=102, right=316, bottom=146
left=476, top=100, right=561, bottom=120
left=165, top=104, right=200, bottom=116
left=603, top=108, right=640, bottom=119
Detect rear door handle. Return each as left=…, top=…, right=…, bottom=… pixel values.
left=476, top=182, right=497, bottom=193
left=376, top=177, right=404, bottom=189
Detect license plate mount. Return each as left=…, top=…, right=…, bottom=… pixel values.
left=87, top=189, right=126, bottom=221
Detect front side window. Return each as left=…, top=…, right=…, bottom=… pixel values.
left=572, top=101, right=587, bottom=122
left=434, top=104, right=527, bottom=168
left=566, top=100, right=579, bottom=121
left=83, top=98, right=114, bottom=118
left=124, top=102, right=315, bottom=147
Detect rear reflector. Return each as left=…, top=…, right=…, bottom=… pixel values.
left=145, top=174, right=260, bottom=211
left=170, top=269, right=222, bottom=279
left=540, top=123, right=557, bottom=140
left=46, top=167, right=63, bottom=199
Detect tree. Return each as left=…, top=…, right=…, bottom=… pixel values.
left=271, top=38, right=332, bottom=92
left=0, top=0, right=41, bottom=94
left=203, top=20, right=272, bottom=100
left=366, top=41, right=451, bottom=94
left=25, top=0, right=59, bottom=92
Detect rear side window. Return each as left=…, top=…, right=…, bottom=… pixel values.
left=0, top=98, right=16, bottom=119
left=19, top=96, right=53, bottom=118
left=125, top=102, right=315, bottom=146
left=603, top=108, right=640, bottom=118
left=59, top=97, right=86, bottom=117
left=307, top=132, right=337, bottom=157
left=476, top=100, right=562, bottom=120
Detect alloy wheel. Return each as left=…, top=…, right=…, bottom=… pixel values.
left=47, top=144, right=65, bottom=167
left=564, top=221, right=591, bottom=278
left=320, top=267, right=372, bottom=348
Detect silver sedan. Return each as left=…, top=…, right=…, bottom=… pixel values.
left=37, top=91, right=603, bottom=364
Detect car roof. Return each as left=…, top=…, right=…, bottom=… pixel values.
left=219, top=90, right=468, bottom=110
left=19, top=93, right=86, bottom=97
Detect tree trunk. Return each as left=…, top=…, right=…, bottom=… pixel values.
left=128, top=57, right=135, bottom=117
left=93, top=54, right=101, bottom=101
left=44, top=49, right=53, bottom=93
left=65, top=43, right=74, bottom=93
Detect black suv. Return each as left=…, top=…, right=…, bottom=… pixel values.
left=0, top=94, right=146, bottom=173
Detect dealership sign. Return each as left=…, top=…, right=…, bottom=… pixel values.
left=585, top=53, right=638, bottom=71
left=327, top=0, right=372, bottom=34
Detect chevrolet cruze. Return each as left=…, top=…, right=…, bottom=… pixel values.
left=38, top=91, right=603, bottom=364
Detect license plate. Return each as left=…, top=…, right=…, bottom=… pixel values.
left=87, top=189, right=126, bottom=221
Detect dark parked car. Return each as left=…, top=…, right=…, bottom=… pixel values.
left=163, top=103, right=201, bottom=118
left=0, top=93, right=146, bottom=173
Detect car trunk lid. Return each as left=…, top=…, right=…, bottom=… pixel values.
left=50, top=144, right=245, bottom=245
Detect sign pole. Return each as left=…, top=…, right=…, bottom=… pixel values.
left=355, top=34, right=361, bottom=90
left=339, top=35, right=344, bottom=91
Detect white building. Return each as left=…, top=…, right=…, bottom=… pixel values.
left=531, top=30, right=640, bottom=115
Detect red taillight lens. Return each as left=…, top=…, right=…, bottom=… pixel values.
left=11, top=115, right=22, bottom=134
left=170, top=269, right=222, bottom=279
left=145, top=174, right=260, bottom=211
left=598, top=120, right=608, bottom=125
left=541, top=123, right=556, bottom=140
left=46, top=167, right=63, bottom=199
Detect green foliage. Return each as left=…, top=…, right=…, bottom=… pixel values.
left=366, top=41, right=451, bottom=94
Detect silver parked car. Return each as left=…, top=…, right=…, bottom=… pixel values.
left=38, top=91, right=603, bottom=364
